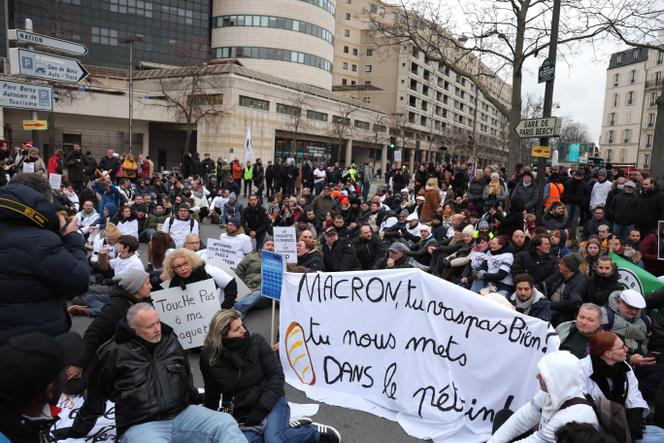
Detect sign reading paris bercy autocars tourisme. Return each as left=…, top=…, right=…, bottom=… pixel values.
left=0, top=79, right=53, bottom=111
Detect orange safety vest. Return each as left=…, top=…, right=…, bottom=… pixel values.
left=545, top=183, right=564, bottom=208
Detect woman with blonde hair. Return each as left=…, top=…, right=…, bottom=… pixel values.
left=200, top=309, right=341, bottom=443
left=162, top=248, right=237, bottom=309
left=90, top=222, right=122, bottom=266
left=121, top=153, right=138, bottom=180
left=482, top=172, right=508, bottom=212
left=418, top=177, right=441, bottom=222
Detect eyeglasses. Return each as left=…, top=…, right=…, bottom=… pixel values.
left=172, top=262, right=191, bottom=270
left=611, top=343, right=627, bottom=352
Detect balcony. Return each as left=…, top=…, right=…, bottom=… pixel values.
left=646, top=80, right=663, bottom=90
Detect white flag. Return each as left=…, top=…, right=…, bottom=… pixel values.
left=244, top=127, right=254, bottom=162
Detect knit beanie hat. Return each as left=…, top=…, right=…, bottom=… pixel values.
left=561, top=252, right=583, bottom=274
left=113, top=268, right=149, bottom=295
left=462, top=224, right=475, bottom=236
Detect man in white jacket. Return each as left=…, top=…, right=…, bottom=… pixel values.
left=161, top=204, right=199, bottom=248
left=488, top=350, right=598, bottom=443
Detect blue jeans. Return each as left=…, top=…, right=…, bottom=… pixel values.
left=242, top=397, right=318, bottom=443
left=567, top=204, right=580, bottom=228
left=121, top=405, right=246, bottom=443
left=234, top=290, right=272, bottom=319
left=638, top=426, right=664, bottom=443
left=87, top=291, right=111, bottom=317
left=613, top=223, right=634, bottom=242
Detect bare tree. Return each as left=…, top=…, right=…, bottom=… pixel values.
left=282, top=95, right=309, bottom=154
left=559, top=118, right=591, bottom=143
left=327, top=105, right=356, bottom=163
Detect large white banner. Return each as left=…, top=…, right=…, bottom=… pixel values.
left=279, top=269, right=559, bottom=442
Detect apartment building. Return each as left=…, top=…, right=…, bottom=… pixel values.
left=599, top=47, right=663, bottom=168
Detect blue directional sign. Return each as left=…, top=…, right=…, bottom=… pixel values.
left=9, top=48, right=88, bottom=84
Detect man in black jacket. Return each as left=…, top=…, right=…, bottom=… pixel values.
left=583, top=255, right=624, bottom=306
left=538, top=252, right=589, bottom=326
left=242, top=194, right=271, bottom=250
left=561, top=169, right=588, bottom=228
left=322, top=226, right=361, bottom=272
left=353, top=224, right=385, bottom=270
left=265, top=160, right=274, bottom=198
left=252, top=158, right=265, bottom=200
left=53, top=304, right=245, bottom=442
left=635, top=178, right=664, bottom=237
left=97, top=149, right=121, bottom=180
left=512, top=234, right=555, bottom=285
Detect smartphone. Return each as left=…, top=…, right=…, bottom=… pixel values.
left=647, top=351, right=661, bottom=360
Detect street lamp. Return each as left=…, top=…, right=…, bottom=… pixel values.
left=121, top=36, right=143, bottom=155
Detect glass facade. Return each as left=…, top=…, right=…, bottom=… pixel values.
left=214, top=15, right=333, bottom=45
left=5, top=0, right=211, bottom=69
left=300, top=0, right=335, bottom=15
left=214, top=46, right=332, bottom=72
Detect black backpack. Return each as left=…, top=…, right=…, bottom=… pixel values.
left=560, top=394, right=631, bottom=443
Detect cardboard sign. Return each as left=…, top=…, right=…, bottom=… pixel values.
left=273, top=226, right=298, bottom=263
left=261, top=251, right=285, bottom=300
left=207, top=237, right=246, bottom=268
left=49, top=173, right=62, bottom=189
left=22, top=161, right=35, bottom=173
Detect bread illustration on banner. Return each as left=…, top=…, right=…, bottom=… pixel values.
left=285, top=322, right=316, bottom=385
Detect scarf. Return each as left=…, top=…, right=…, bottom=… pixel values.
left=221, top=330, right=251, bottom=369
left=590, top=355, right=629, bottom=404
left=514, top=295, right=537, bottom=313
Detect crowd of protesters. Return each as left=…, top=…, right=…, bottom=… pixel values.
left=3, top=140, right=664, bottom=442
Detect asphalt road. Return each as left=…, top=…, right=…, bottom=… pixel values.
left=70, top=219, right=427, bottom=443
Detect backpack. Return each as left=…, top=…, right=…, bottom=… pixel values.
left=167, top=216, right=195, bottom=233
left=560, top=394, right=631, bottom=443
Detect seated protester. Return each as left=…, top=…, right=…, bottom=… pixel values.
left=583, top=206, right=609, bottom=241
left=274, top=205, right=295, bottom=227
left=509, top=274, right=551, bottom=322
left=221, top=193, right=243, bottom=226
left=473, top=217, right=494, bottom=240
left=406, top=225, right=436, bottom=271
left=331, top=214, right=352, bottom=239
left=429, top=227, right=466, bottom=275
left=90, top=222, right=121, bottom=268
left=233, top=238, right=276, bottom=319
left=460, top=234, right=491, bottom=288
left=470, top=236, right=514, bottom=296
left=147, top=232, right=174, bottom=287
left=220, top=216, right=253, bottom=262
left=542, top=202, right=570, bottom=231
left=640, top=231, right=664, bottom=277
left=493, top=199, right=526, bottom=238
left=581, top=331, right=664, bottom=443
left=626, top=229, right=641, bottom=251
left=141, top=203, right=168, bottom=241
left=488, top=350, right=598, bottom=442
left=636, top=287, right=664, bottom=427
left=510, top=229, right=530, bottom=255
left=580, top=237, right=602, bottom=276
left=354, top=200, right=371, bottom=226
left=96, top=234, right=143, bottom=278
left=377, top=208, right=399, bottom=234
left=512, top=234, right=556, bottom=285
left=381, top=209, right=408, bottom=241
left=114, top=204, right=139, bottom=240
left=321, top=226, right=360, bottom=272
left=0, top=332, right=83, bottom=443
left=374, top=242, right=413, bottom=269
left=538, top=253, right=588, bottom=326
left=448, top=213, right=469, bottom=239
left=401, top=211, right=427, bottom=245
left=352, top=224, right=385, bottom=270
left=436, top=225, right=475, bottom=280
left=556, top=303, right=603, bottom=359
left=64, top=269, right=152, bottom=395
left=161, top=203, right=199, bottom=248
left=549, top=228, right=571, bottom=259
left=53, top=304, right=246, bottom=442
left=601, top=289, right=653, bottom=368
left=430, top=213, right=447, bottom=241
left=76, top=199, right=101, bottom=240
left=584, top=255, right=625, bottom=306
left=609, top=235, right=645, bottom=268
left=296, top=216, right=318, bottom=240
left=162, top=248, right=238, bottom=309
left=200, top=310, right=341, bottom=443
left=297, top=239, right=324, bottom=272
left=242, top=194, right=272, bottom=250
left=134, top=205, right=150, bottom=242
left=183, top=233, right=206, bottom=259
left=596, top=224, right=612, bottom=251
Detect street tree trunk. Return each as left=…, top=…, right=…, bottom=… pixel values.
left=649, top=85, right=664, bottom=184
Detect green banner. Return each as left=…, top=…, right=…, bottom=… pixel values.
left=610, top=252, right=664, bottom=296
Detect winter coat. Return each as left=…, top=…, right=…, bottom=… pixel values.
left=539, top=271, right=588, bottom=323
left=635, top=184, right=664, bottom=235
left=234, top=252, right=262, bottom=291
left=71, top=321, right=198, bottom=437
left=608, top=191, right=639, bottom=225
left=98, top=155, right=121, bottom=178
left=310, top=194, right=338, bottom=220
left=0, top=184, right=89, bottom=341
left=542, top=213, right=569, bottom=231
left=601, top=292, right=649, bottom=355
left=512, top=249, right=556, bottom=285
left=487, top=352, right=598, bottom=443
left=241, top=205, right=271, bottom=235
left=169, top=264, right=237, bottom=309
left=64, top=149, right=87, bottom=183
left=511, top=182, right=539, bottom=212
left=467, top=178, right=485, bottom=206
left=419, top=188, right=440, bottom=221
left=645, top=289, right=664, bottom=353
left=584, top=273, right=624, bottom=306
left=298, top=250, right=324, bottom=272
left=353, top=236, right=386, bottom=270
left=561, top=178, right=589, bottom=206
left=509, top=288, right=551, bottom=322
left=200, top=333, right=284, bottom=423
left=583, top=217, right=610, bottom=241
left=640, top=232, right=664, bottom=277
left=322, top=238, right=361, bottom=272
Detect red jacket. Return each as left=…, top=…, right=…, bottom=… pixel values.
left=47, top=155, right=62, bottom=174
left=232, top=161, right=242, bottom=180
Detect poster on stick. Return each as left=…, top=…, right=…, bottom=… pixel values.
left=273, top=226, right=297, bottom=263
left=151, top=278, right=219, bottom=349
left=279, top=269, right=558, bottom=442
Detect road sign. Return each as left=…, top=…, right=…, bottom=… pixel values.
left=8, top=29, right=88, bottom=56
left=9, top=48, right=88, bottom=84
left=531, top=146, right=551, bottom=158
left=515, top=117, right=560, bottom=138
left=23, top=120, right=48, bottom=130
left=0, top=79, right=53, bottom=111
left=538, top=58, right=555, bottom=83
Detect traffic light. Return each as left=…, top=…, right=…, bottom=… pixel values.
left=388, top=136, right=396, bottom=149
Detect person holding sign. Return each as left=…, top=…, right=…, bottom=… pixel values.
left=162, top=248, right=238, bottom=309
left=200, top=309, right=341, bottom=443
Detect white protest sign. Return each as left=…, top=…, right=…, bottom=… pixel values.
left=279, top=269, right=558, bottom=442
left=393, top=150, right=402, bottom=162
left=22, top=161, right=35, bottom=173
left=151, top=278, right=219, bottom=349
left=49, top=173, right=62, bottom=189
left=273, top=226, right=297, bottom=263
left=207, top=237, right=245, bottom=268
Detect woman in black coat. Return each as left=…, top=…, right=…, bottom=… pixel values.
left=200, top=310, right=340, bottom=443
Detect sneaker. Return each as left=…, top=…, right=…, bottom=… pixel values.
left=312, top=422, right=341, bottom=443
left=289, top=417, right=313, bottom=428
left=67, top=305, right=89, bottom=316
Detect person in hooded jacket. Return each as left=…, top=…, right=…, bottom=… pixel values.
left=561, top=169, right=589, bottom=228
left=200, top=309, right=341, bottom=443
left=512, top=234, right=556, bottom=286
left=321, top=227, right=361, bottom=272
left=608, top=180, right=639, bottom=241
left=488, top=350, right=598, bottom=443
left=493, top=199, right=526, bottom=238
left=509, top=274, right=551, bottom=322
left=583, top=255, right=625, bottom=306
left=0, top=174, right=89, bottom=341
left=162, top=248, right=238, bottom=309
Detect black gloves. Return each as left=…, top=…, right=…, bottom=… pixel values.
left=52, top=427, right=87, bottom=440
left=243, top=406, right=268, bottom=426
left=221, top=279, right=238, bottom=309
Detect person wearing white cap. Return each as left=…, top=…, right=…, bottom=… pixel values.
left=402, top=210, right=427, bottom=244
left=608, top=179, right=639, bottom=242
left=601, top=289, right=654, bottom=368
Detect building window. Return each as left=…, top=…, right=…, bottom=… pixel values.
left=646, top=134, right=653, bottom=148
left=658, top=51, right=664, bottom=65
left=365, top=64, right=372, bottom=72
left=409, top=95, right=417, bottom=106
left=607, top=149, right=613, bottom=161
left=214, top=15, right=334, bottom=45
left=345, top=12, right=351, bottom=20
left=341, top=79, right=347, bottom=85
left=366, top=48, right=374, bottom=56
left=420, top=116, right=427, bottom=126
left=161, top=5, right=195, bottom=25
left=352, top=64, right=357, bottom=72
left=656, top=71, right=662, bottom=86
left=343, top=46, right=349, bottom=53
left=613, top=93, right=618, bottom=107
left=91, top=26, right=118, bottom=46
left=608, top=130, right=614, bottom=143
left=189, top=94, right=224, bottom=106
left=623, top=128, right=631, bottom=143
left=645, top=154, right=651, bottom=168
left=363, top=96, right=371, bottom=103
left=613, top=73, right=619, bottom=87
left=342, top=62, right=348, bottom=70
left=616, top=54, right=623, bottom=63
left=352, top=48, right=358, bottom=56
left=351, top=80, right=356, bottom=85
left=609, top=112, right=615, bottom=126
left=300, top=0, right=335, bottom=15
left=373, top=124, right=386, bottom=132
left=651, top=92, right=659, bottom=106
left=626, top=91, right=635, bottom=105
left=333, top=115, right=350, bottom=125
left=630, top=69, right=636, bottom=83
left=276, top=103, right=301, bottom=116
left=344, top=29, right=350, bottom=37
left=214, top=47, right=333, bottom=72
left=109, top=0, right=153, bottom=17
left=633, top=49, right=640, bottom=58
left=354, top=120, right=370, bottom=130
left=239, top=95, right=269, bottom=111
left=303, top=110, right=326, bottom=122
left=620, top=149, right=626, bottom=162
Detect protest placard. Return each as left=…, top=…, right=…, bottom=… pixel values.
left=151, top=278, right=219, bottom=349
left=207, top=237, right=245, bottom=268
left=22, top=162, right=34, bottom=173
left=273, top=226, right=297, bottom=263
left=279, top=269, right=558, bottom=442
left=49, top=173, right=62, bottom=190
left=262, top=251, right=285, bottom=300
